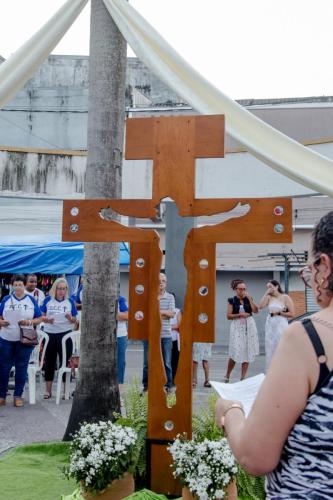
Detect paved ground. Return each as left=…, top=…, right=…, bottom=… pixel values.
left=0, top=344, right=265, bottom=455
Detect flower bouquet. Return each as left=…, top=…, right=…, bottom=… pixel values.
left=64, top=421, right=138, bottom=499
left=168, top=435, right=238, bottom=499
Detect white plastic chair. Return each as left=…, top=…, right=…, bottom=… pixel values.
left=28, top=329, right=49, bottom=404
left=56, top=331, right=80, bottom=405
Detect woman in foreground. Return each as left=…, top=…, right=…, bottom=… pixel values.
left=216, top=211, right=333, bottom=499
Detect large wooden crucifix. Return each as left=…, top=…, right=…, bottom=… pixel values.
left=63, top=115, right=292, bottom=495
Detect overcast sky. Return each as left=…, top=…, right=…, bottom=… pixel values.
left=1, top=0, right=333, bottom=100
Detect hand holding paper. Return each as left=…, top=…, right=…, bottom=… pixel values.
left=210, top=373, right=265, bottom=417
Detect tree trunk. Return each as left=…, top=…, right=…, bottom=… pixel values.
left=64, top=0, right=127, bottom=439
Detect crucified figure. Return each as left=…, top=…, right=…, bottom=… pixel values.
left=63, top=114, right=292, bottom=495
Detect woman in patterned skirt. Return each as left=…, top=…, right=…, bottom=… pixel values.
left=216, top=210, right=333, bottom=499
left=224, top=278, right=259, bottom=382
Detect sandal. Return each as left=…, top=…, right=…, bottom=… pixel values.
left=192, top=381, right=197, bottom=388
left=204, top=381, right=211, bottom=388
left=14, top=398, right=24, bottom=407
left=223, top=377, right=230, bottom=383
left=43, top=393, right=52, bottom=399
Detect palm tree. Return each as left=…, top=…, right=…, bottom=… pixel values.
left=64, top=0, right=127, bottom=439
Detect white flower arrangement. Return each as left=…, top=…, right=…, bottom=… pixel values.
left=168, top=435, right=238, bottom=500
left=64, top=420, right=138, bottom=495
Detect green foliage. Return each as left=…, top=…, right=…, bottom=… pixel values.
left=125, top=489, right=169, bottom=499
left=192, top=393, right=224, bottom=441
left=236, top=466, right=266, bottom=500
left=114, top=379, right=148, bottom=486
left=166, top=391, right=177, bottom=408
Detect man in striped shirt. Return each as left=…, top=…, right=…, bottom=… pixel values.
left=142, top=273, right=175, bottom=393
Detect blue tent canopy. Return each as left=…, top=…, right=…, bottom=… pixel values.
left=0, top=242, right=129, bottom=275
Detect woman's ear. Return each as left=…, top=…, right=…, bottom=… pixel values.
left=319, top=253, right=332, bottom=280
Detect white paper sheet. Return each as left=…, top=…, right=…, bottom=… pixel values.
left=210, top=373, right=265, bottom=417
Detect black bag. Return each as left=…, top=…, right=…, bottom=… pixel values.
left=19, top=326, right=38, bottom=346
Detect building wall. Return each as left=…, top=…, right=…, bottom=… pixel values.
left=289, top=291, right=306, bottom=317
left=0, top=55, right=185, bottom=150
left=1, top=55, right=333, bottom=152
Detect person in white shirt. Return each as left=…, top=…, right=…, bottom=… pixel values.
left=40, top=277, right=78, bottom=399
left=0, top=274, right=42, bottom=407
left=25, top=273, right=46, bottom=307
left=142, top=274, right=175, bottom=393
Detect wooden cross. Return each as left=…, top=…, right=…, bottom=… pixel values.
left=63, top=115, right=292, bottom=495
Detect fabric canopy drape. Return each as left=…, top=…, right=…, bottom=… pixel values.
left=0, top=0, right=88, bottom=110
left=103, top=0, right=333, bottom=198
left=0, top=242, right=130, bottom=274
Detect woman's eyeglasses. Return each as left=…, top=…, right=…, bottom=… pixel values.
left=237, top=287, right=246, bottom=291
left=300, top=266, right=312, bottom=288
left=300, top=255, right=321, bottom=288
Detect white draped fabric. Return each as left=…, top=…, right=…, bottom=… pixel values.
left=103, top=0, right=333, bottom=197
left=0, top=0, right=88, bottom=110
left=0, top=0, right=332, bottom=197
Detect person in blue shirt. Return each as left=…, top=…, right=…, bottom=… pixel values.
left=40, top=277, right=78, bottom=399
left=0, top=274, right=42, bottom=407
left=117, top=296, right=129, bottom=385
left=73, top=284, right=83, bottom=311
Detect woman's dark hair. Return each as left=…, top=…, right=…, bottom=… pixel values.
left=312, top=210, right=333, bottom=291
left=268, top=279, right=284, bottom=294
left=231, top=278, right=245, bottom=290
left=11, top=274, right=26, bottom=285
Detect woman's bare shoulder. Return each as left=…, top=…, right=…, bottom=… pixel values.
left=284, top=317, right=306, bottom=331
left=280, top=321, right=310, bottom=351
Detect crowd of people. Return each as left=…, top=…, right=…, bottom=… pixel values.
left=0, top=267, right=296, bottom=406
left=0, top=265, right=297, bottom=406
